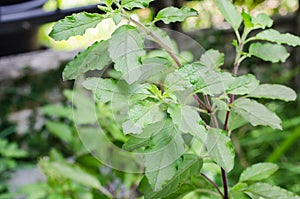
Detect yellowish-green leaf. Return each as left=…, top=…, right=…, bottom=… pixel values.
left=49, top=12, right=104, bottom=41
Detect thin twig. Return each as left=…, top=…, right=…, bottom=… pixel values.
left=201, top=172, right=224, bottom=198
left=127, top=17, right=181, bottom=67
left=204, top=95, right=219, bottom=128
left=194, top=94, right=212, bottom=113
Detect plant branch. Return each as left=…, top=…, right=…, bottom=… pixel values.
left=221, top=168, right=229, bottom=199
left=203, top=96, right=228, bottom=199
left=122, top=13, right=212, bottom=113
left=126, top=16, right=182, bottom=67
left=221, top=55, right=241, bottom=199
left=221, top=28, right=249, bottom=199
left=194, top=107, right=208, bottom=114
left=201, top=172, right=224, bottom=198
left=194, top=94, right=213, bottom=113
left=204, top=95, right=219, bottom=128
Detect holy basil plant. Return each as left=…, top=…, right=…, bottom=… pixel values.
left=50, top=0, right=300, bottom=198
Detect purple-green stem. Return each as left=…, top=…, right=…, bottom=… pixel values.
left=201, top=172, right=224, bottom=197
left=221, top=38, right=245, bottom=199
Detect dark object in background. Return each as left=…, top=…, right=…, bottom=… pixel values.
left=0, top=0, right=47, bottom=56
left=0, top=0, right=47, bottom=14
left=0, top=0, right=101, bottom=56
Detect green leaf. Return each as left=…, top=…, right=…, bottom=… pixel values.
left=64, top=89, right=98, bottom=125
left=83, top=78, right=116, bottom=103
left=249, top=42, right=290, bottom=63
left=233, top=98, right=282, bottom=130
left=100, top=0, right=113, bottom=6
left=63, top=40, right=111, bottom=80
left=142, top=154, right=202, bottom=199
left=122, top=0, right=155, bottom=10
left=199, top=49, right=224, bottom=71
left=144, top=121, right=185, bottom=191
left=164, top=70, right=193, bottom=92
left=45, top=121, right=73, bottom=143
left=82, top=77, right=151, bottom=103
left=122, top=101, right=165, bottom=134
left=247, top=183, right=300, bottom=199
left=49, top=12, right=104, bottom=41
left=252, top=13, right=273, bottom=29
left=42, top=104, right=73, bottom=120
left=109, top=11, right=123, bottom=25
left=218, top=110, right=247, bottom=131
left=0, top=139, right=27, bottom=158
left=139, top=57, right=173, bottom=84
left=19, top=183, right=48, bottom=199
left=239, top=163, right=278, bottom=182
left=212, top=97, right=229, bottom=111
left=226, top=74, right=259, bottom=95
left=241, top=12, right=273, bottom=31
left=242, top=10, right=253, bottom=29
left=248, top=84, right=297, bottom=101
left=123, top=121, right=165, bottom=151
left=155, top=6, right=198, bottom=24
left=167, top=104, right=206, bottom=138
left=230, top=190, right=250, bottom=199
left=254, top=29, right=300, bottom=47
left=50, top=162, right=103, bottom=189
left=216, top=0, right=243, bottom=30
left=232, top=182, right=248, bottom=191
left=195, top=71, right=234, bottom=95
left=145, top=25, right=178, bottom=53
left=178, top=63, right=234, bottom=95
left=205, top=128, right=235, bottom=172
left=175, top=154, right=202, bottom=181
left=109, top=25, right=146, bottom=84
